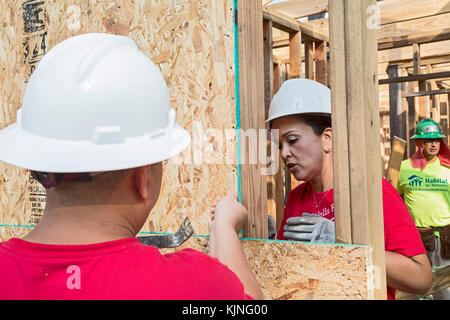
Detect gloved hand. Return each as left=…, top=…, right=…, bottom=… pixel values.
left=267, top=214, right=277, bottom=240
left=283, top=213, right=335, bottom=243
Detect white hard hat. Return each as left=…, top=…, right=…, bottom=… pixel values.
left=0, top=33, right=190, bottom=173
left=266, top=78, right=331, bottom=125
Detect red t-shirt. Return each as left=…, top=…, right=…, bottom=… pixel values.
left=277, top=178, right=426, bottom=300
left=0, top=237, right=252, bottom=300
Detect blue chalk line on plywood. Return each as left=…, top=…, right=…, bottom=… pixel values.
left=0, top=224, right=366, bottom=247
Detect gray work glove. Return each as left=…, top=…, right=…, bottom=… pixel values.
left=267, top=214, right=276, bottom=240
left=283, top=213, right=335, bottom=243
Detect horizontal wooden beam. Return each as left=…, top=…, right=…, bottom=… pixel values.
left=276, top=28, right=450, bottom=52
left=266, top=0, right=450, bottom=25
left=266, top=0, right=384, bottom=20
left=273, top=38, right=289, bottom=49
left=275, top=30, right=450, bottom=51
left=378, top=29, right=450, bottom=50
left=379, top=71, right=450, bottom=84
left=380, top=40, right=450, bottom=64
left=403, top=88, right=450, bottom=98
left=378, top=0, right=450, bottom=25
left=262, top=8, right=328, bottom=42
left=300, top=10, right=450, bottom=49
left=262, top=7, right=299, bottom=33
left=391, top=54, right=450, bottom=69
left=266, top=0, right=329, bottom=20
left=437, top=80, right=450, bottom=89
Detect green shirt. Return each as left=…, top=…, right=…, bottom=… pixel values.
left=397, top=158, right=450, bottom=228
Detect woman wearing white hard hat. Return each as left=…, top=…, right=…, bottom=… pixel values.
left=0, top=33, right=262, bottom=300
left=216, top=78, right=432, bottom=299
left=270, top=79, right=432, bottom=300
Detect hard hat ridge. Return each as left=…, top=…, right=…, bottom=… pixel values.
left=266, top=78, right=331, bottom=126
left=74, top=34, right=137, bottom=83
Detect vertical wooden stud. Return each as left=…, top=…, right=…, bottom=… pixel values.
left=329, top=0, right=387, bottom=300
left=237, top=0, right=267, bottom=238
left=315, top=40, right=327, bottom=85
left=305, top=40, right=315, bottom=80
left=289, top=31, right=302, bottom=79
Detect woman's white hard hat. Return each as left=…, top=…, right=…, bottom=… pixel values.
left=0, top=33, right=191, bottom=173
left=266, top=78, right=331, bottom=125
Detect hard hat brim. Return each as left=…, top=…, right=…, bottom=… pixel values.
left=265, top=111, right=331, bottom=126
left=410, top=132, right=446, bottom=140
left=0, top=122, right=191, bottom=173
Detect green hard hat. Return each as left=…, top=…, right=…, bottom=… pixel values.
left=410, top=118, right=446, bottom=140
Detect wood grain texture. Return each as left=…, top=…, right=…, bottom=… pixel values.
left=288, top=31, right=302, bottom=79
left=315, top=40, right=327, bottom=85
left=329, top=0, right=352, bottom=245
left=237, top=0, right=268, bottom=239
left=304, top=40, right=314, bottom=80
left=329, top=0, right=387, bottom=299
left=0, top=0, right=238, bottom=236
left=162, top=236, right=371, bottom=300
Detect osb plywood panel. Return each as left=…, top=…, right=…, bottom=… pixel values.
left=0, top=0, right=237, bottom=235
left=0, top=226, right=32, bottom=241
left=0, top=227, right=370, bottom=300
left=162, top=237, right=371, bottom=300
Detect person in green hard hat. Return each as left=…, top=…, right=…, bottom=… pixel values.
left=397, top=118, right=450, bottom=299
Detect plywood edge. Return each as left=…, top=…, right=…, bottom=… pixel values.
left=163, top=236, right=371, bottom=300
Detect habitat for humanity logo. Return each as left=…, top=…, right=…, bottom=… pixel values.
left=408, top=175, right=424, bottom=187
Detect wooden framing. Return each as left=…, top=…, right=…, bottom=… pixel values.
left=403, top=88, right=450, bottom=98
left=262, top=3, right=331, bottom=229
left=266, top=0, right=329, bottom=20
left=238, top=0, right=268, bottom=239
left=328, top=0, right=352, bottom=246
left=266, top=0, right=450, bottom=24
left=276, top=29, right=450, bottom=52
left=304, top=40, right=314, bottom=79
left=263, top=0, right=450, bottom=300
left=262, top=8, right=328, bottom=42
left=289, top=31, right=302, bottom=78
left=387, top=65, right=405, bottom=142
left=329, top=0, right=387, bottom=300
left=378, top=29, right=450, bottom=51
left=379, top=71, right=450, bottom=85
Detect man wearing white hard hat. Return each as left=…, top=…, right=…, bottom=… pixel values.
left=0, top=33, right=262, bottom=300
left=216, top=78, right=432, bottom=299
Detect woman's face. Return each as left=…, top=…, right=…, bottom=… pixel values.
left=272, top=115, right=329, bottom=182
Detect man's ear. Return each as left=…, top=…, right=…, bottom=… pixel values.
left=133, top=166, right=149, bottom=200
left=322, top=127, right=332, bottom=153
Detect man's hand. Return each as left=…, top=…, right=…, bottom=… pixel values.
left=211, top=192, right=247, bottom=234
left=283, top=213, right=335, bottom=243
left=209, top=193, right=263, bottom=300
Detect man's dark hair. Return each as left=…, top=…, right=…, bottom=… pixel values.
left=30, top=171, right=92, bottom=189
